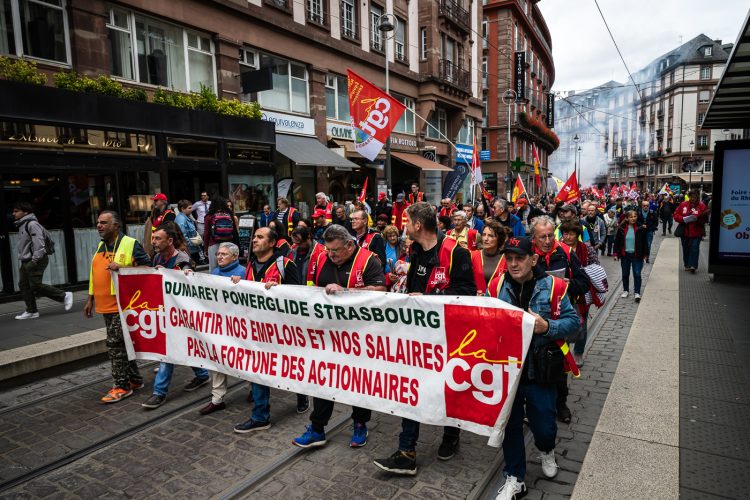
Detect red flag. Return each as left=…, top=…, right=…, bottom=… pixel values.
left=511, top=176, right=527, bottom=203
left=630, top=183, right=637, bottom=193
left=532, top=144, right=542, bottom=189
left=609, top=185, right=618, bottom=198
left=358, top=176, right=368, bottom=203
left=554, top=172, right=580, bottom=203
left=348, top=70, right=406, bottom=161
left=471, top=136, right=482, bottom=186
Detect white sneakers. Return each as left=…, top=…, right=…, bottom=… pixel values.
left=634, top=293, right=641, bottom=302
left=64, top=292, right=73, bottom=311
left=495, top=475, right=527, bottom=500
left=620, top=290, right=629, bottom=298
left=15, top=311, right=40, bottom=320
left=540, top=450, right=559, bottom=478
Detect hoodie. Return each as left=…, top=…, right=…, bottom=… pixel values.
left=15, top=213, right=48, bottom=262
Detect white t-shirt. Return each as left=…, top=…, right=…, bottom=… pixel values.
left=192, top=200, right=211, bottom=223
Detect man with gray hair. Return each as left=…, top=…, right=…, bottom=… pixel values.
left=446, top=210, right=480, bottom=251
left=314, top=192, right=333, bottom=223
left=438, top=198, right=457, bottom=219
left=493, top=198, right=525, bottom=236
left=293, top=224, right=385, bottom=450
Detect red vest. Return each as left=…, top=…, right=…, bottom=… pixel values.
left=549, top=276, right=580, bottom=378
left=424, top=237, right=459, bottom=294
left=408, top=192, right=424, bottom=204
left=359, top=231, right=378, bottom=250
left=276, top=239, right=291, bottom=254
left=284, top=207, right=297, bottom=234
left=446, top=227, right=479, bottom=251
left=245, top=256, right=292, bottom=284
left=470, top=250, right=507, bottom=296
left=391, top=202, right=410, bottom=230
left=303, top=241, right=327, bottom=286
left=438, top=205, right=456, bottom=218
left=314, top=247, right=374, bottom=289
left=324, top=202, right=333, bottom=223
left=151, top=208, right=175, bottom=231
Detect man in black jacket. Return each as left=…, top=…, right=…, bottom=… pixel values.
left=373, top=202, right=475, bottom=476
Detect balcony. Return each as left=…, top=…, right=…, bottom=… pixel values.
left=438, top=59, right=471, bottom=91
left=656, top=128, right=664, bottom=139
left=657, top=108, right=664, bottom=118
left=439, top=0, right=470, bottom=33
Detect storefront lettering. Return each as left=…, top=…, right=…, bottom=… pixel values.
left=392, top=137, right=418, bottom=148
left=7, top=134, right=150, bottom=151
left=329, top=126, right=354, bottom=140
left=261, top=113, right=306, bottom=130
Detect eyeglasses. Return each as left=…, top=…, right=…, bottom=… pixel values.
left=537, top=234, right=555, bottom=240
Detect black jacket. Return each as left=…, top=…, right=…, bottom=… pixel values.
left=533, top=244, right=590, bottom=298
left=613, top=224, right=648, bottom=260
left=406, top=233, right=475, bottom=296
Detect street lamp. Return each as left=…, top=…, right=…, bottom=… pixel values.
left=577, top=145, right=582, bottom=188
left=688, top=139, right=694, bottom=192
left=573, top=134, right=580, bottom=180
left=377, top=14, right=396, bottom=197
left=501, top=89, right=517, bottom=196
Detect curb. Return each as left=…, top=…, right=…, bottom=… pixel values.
left=0, top=329, right=107, bottom=382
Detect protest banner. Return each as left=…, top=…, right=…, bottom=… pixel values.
left=114, top=268, right=534, bottom=446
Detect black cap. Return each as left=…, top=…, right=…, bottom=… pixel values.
left=504, top=236, right=534, bottom=256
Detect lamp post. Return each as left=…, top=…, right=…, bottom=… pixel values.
left=576, top=145, right=582, bottom=188
left=377, top=14, right=396, bottom=197
left=573, top=134, right=580, bottom=180
left=688, top=139, right=694, bottom=192
left=501, top=89, right=517, bottom=197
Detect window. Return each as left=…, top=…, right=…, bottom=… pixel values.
left=482, top=56, right=487, bottom=86
left=697, top=112, right=705, bottom=126
left=307, top=0, right=326, bottom=25
left=325, top=74, right=350, bottom=122
left=1, top=0, right=70, bottom=63
left=481, top=135, right=487, bottom=151
left=700, top=66, right=711, bottom=80
left=514, top=22, right=519, bottom=51
left=698, top=90, right=710, bottom=103
left=427, top=108, right=447, bottom=140
left=456, top=119, right=474, bottom=145
left=666, top=163, right=673, bottom=174
left=260, top=53, right=308, bottom=114
left=395, top=16, right=406, bottom=62
left=107, top=9, right=215, bottom=92
left=703, top=160, right=712, bottom=172
left=482, top=18, right=487, bottom=49
left=482, top=96, right=487, bottom=126
left=697, top=135, right=708, bottom=147
left=420, top=28, right=427, bottom=59
left=341, top=0, right=357, bottom=39
left=370, top=4, right=383, bottom=52
left=393, top=94, right=415, bottom=134
left=704, top=46, right=712, bottom=57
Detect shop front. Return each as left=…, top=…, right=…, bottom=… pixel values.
left=326, top=121, right=382, bottom=204
left=0, top=81, right=274, bottom=296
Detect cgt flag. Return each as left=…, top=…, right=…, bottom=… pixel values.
left=348, top=69, right=406, bottom=161
left=511, top=176, right=527, bottom=203
left=532, top=144, right=542, bottom=189
left=471, top=136, right=483, bottom=187
left=358, top=176, right=368, bottom=203
left=554, top=172, right=580, bottom=203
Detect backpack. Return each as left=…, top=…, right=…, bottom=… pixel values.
left=212, top=212, right=234, bottom=241
left=24, top=221, right=55, bottom=255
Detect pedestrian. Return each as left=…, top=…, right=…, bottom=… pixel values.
left=84, top=211, right=151, bottom=402
left=351, top=209, right=387, bottom=266
left=583, top=204, right=606, bottom=255
left=657, top=195, right=675, bottom=235
left=176, top=199, right=203, bottom=264
left=267, top=220, right=292, bottom=257
left=492, top=199, right=525, bottom=237
left=314, top=192, right=333, bottom=223
left=191, top=191, right=211, bottom=239
left=554, top=204, right=590, bottom=243
left=203, top=196, right=238, bottom=272
left=603, top=208, right=618, bottom=256
left=292, top=224, right=386, bottom=449
left=311, top=209, right=330, bottom=244
left=375, top=214, right=390, bottom=233
left=12, top=202, right=73, bottom=319
left=373, top=202, right=475, bottom=475
left=390, top=193, right=410, bottom=232
left=446, top=210, right=480, bottom=251
left=259, top=204, right=273, bottom=228
left=613, top=210, right=647, bottom=302
left=143, top=193, right=176, bottom=257
left=492, top=237, right=580, bottom=500
left=289, top=226, right=326, bottom=286
left=382, top=225, right=402, bottom=281
left=637, top=199, right=658, bottom=261
left=143, top=223, right=209, bottom=409
left=438, top=198, right=457, bottom=218
left=274, top=197, right=299, bottom=239
left=196, top=242, right=246, bottom=415
left=673, top=190, right=709, bottom=273
left=464, top=204, right=485, bottom=233
left=470, top=219, right=509, bottom=296
left=408, top=182, right=426, bottom=204
left=231, top=227, right=302, bottom=432
left=374, top=192, right=392, bottom=221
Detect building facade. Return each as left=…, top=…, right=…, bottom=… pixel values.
left=0, top=0, right=483, bottom=295
left=481, top=0, right=556, bottom=198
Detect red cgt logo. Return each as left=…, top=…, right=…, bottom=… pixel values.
left=443, top=304, right=524, bottom=427
left=118, top=273, right=167, bottom=356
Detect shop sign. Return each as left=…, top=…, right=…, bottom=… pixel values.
left=480, top=150, right=491, bottom=161
left=261, top=110, right=315, bottom=136
left=455, top=143, right=473, bottom=165
left=326, top=122, right=355, bottom=141
left=391, top=135, right=418, bottom=150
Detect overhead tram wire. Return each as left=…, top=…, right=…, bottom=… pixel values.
left=593, top=0, right=643, bottom=103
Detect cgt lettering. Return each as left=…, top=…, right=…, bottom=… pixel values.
left=124, top=308, right=166, bottom=340
left=444, top=357, right=519, bottom=406
left=359, top=98, right=390, bottom=137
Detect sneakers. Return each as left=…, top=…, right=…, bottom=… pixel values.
left=634, top=293, right=641, bottom=302
left=297, top=395, right=310, bottom=414
left=101, top=386, right=133, bottom=404
left=620, top=291, right=629, bottom=298
left=540, top=450, right=558, bottom=478
left=373, top=450, right=417, bottom=476
left=292, top=425, right=326, bottom=448
left=495, top=475, right=527, bottom=500
left=183, top=376, right=209, bottom=392
left=437, top=436, right=459, bottom=460
left=557, top=404, right=572, bottom=424
left=129, top=380, right=144, bottom=390
left=141, top=394, right=166, bottom=409
left=15, top=311, right=39, bottom=320
left=350, top=423, right=368, bottom=448
left=64, top=291, right=73, bottom=311
left=234, top=418, right=271, bottom=433
left=199, top=401, right=226, bottom=415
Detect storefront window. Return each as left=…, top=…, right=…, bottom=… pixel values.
left=167, top=137, right=217, bottom=158
left=325, top=74, right=350, bottom=122
left=393, top=94, right=415, bottom=135
left=0, top=0, right=70, bottom=64
left=228, top=174, right=274, bottom=215
left=259, top=53, right=308, bottom=114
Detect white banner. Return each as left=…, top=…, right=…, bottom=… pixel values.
left=114, top=268, right=534, bottom=446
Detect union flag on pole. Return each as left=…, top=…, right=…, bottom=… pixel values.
left=532, top=144, right=542, bottom=188
left=554, top=172, right=580, bottom=203
left=511, top=176, right=527, bottom=203
left=358, top=176, right=368, bottom=202
left=348, top=70, right=406, bottom=161
left=471, top=136, right=483, bottom=187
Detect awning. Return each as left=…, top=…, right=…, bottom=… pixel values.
left=329, top=139, right=386, bottom=160
left=392, top=151, right=452, bottom=172
left=702, top=10, right=750, bottom=128
left=676, top=172, right=713, bottom=183
left=276, top=134, right=360, bottom=169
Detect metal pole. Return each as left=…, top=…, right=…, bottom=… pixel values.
left=384, top=35, right=392, bottom=198
left=507, top=99, right=512, bottom=197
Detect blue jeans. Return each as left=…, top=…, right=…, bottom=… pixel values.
left=681, top=237, right=700, bottom=269
left=605, top=235, right=615, bottom=255
left=645, top=231, right=655, bottom=258
left=503, top=382, right=558, bottom=480
left=152, top=362, right=209, bottom=396
left=620, top=253, right=643, bottom=294
left=398, top=419, right=460, bottom=452
left=251, top=383, right=270, bottom=423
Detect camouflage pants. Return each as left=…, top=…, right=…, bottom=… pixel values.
left=103, top=313, right=142, bottom=390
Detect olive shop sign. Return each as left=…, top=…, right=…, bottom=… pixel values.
left=115, top=268, right=534, bottom=445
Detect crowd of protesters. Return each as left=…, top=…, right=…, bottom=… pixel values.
left=9, top=181, right=709, bottom=499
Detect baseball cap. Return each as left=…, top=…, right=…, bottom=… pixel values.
left=152, top=193, right=168, bottom=201
left=395, top=193, right=405, bottom=202
left=378, top=192, right=386, bottom=201
left=559, top=203, right=576, bottom=213
left=312, top=209, right=327, bottom=219
left=504, top=236, right=534, bottom=256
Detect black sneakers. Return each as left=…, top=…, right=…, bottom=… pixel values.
left=373, top=450, right=417, bottom=475
left=183, top=377, right=209, bottom=392
left=142, top=394, right=166, bottom=409
left=557, top=404, right=572, bottom=424
left=437, top=437, right=460, bottom=460
left=297, top=395, right=310, bottom=414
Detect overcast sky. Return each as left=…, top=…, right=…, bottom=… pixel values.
left=538, top=0, right=749, bottom=93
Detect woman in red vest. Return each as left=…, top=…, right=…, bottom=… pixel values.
left=471, top=220, right=510, bottom=296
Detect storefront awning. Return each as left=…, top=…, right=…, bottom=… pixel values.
left=392, top=152, right=452, bottom=172
left=676, top=172, right=713, bottom=183
left=276, top=134, right=360, bottom=169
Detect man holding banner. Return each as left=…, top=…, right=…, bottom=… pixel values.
left=374, top=202, right=475, bottom=475
left=293, top=224, right=386, bottom=449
